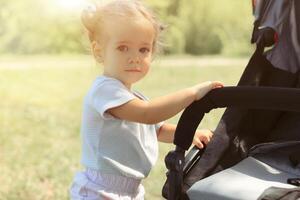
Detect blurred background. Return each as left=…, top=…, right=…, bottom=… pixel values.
left=0, top=0, right=253, bottom=199
left=0, top=0, right=253, bottom=55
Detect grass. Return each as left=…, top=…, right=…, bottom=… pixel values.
left=0, top=55, right=246, bottom=200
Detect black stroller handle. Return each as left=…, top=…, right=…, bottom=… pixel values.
left=164, top=86, right=300, bottom=200
left=174, top=86, right=300, bottom=150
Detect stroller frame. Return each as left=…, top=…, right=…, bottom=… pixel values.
left=162, top=0, right=300, bottom=199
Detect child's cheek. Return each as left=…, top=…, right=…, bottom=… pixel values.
left=145, top=56, right=152, bottom=65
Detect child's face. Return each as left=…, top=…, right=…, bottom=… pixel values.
left=98, top=17, right=155, bottom=89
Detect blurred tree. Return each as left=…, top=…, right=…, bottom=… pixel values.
left=0, top=0, right=253, bottom=56
left=181, top=0, right=222, bottom=54
left=166, top=0, right=181, bottom=16
left=147, top=0, right=252, bottom=55
left=0, top=0, right=83, bottom=54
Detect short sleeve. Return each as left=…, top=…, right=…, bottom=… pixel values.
left=90, top=78, right=136, bottom=118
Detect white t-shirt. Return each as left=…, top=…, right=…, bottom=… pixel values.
left=80, top=75, right=163, bottom=179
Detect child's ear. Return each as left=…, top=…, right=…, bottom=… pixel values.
left=91, top=41, right=103, bottom=62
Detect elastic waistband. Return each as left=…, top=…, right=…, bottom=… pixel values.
left=85, top=168, right=142, bottom=195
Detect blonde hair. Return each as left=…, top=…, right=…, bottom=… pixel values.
left=81, top=0, right=164, bottom=56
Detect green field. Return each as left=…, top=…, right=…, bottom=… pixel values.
left=0, top=55, right=247, bottom=200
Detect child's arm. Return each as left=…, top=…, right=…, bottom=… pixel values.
left=157, top=123, right=177, bottom=143
left=108, top=81, right=223, bottom=124
left=157, top=123, right=213, bottom=149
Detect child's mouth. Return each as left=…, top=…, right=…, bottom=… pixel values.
left=125, top=69, right=141, bottom=72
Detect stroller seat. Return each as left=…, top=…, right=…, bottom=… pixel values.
left=162, top=0, right=300, bottom=199
left=162, top=87, right=300, bottom=200
left=187, top=156, right=297, bottom=200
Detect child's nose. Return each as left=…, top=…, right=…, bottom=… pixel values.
left=129, top=57, right=140, bottom=64
left=128, top=53, right=141, bottom=64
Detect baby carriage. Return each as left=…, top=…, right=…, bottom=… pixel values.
left=162, top=0, right=300, bottom=199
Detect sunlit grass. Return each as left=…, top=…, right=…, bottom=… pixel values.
left=0, top=55, right=246, bottom=199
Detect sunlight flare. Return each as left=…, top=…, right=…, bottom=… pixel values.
left=56, top=0, right=88, bottom=10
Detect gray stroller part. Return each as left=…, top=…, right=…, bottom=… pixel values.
left=163, top=87, right=300, bottom=200
left=187, top=156, right=297, bottom=200
left=257, top=0, right=300, bottom=73
left=162, top=0, right=300, bottom=199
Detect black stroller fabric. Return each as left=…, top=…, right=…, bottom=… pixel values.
left=180, top=0, right=300, bottom=192
left=162, top=0, right=300, bottom=198
left=182, top=49, right=300, bottom=191
left=254, top=0, right=300, bottom=73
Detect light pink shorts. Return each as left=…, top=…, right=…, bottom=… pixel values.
left=69, top=168, right=145, bottom=200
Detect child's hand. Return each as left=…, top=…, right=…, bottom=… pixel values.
left=210, top=81, right=224, bottom=89
left=192, top=129, right=213, bottom=149
left=192, top=81, right=224, bottom=100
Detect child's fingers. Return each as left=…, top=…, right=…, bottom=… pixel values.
left=199, top=135, right=210, bottom=145
left=213, top=86, right=222, bottom=89
left=212, top=81, right=224, bottom=89
left=194, top=129, right=213, bottom=148
left=209, top=131, right=213, bottom=138
left=193, top=138, right=204, bottom=149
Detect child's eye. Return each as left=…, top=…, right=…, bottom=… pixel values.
left=140, top=47, right=150, bottom=54
left=117, top=45, right=128, bottom=52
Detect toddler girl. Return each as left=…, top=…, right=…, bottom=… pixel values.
left=70, top=0, right=223, bottom=199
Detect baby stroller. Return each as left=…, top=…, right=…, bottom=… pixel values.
left=162, top=0, right=300, bottom=199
